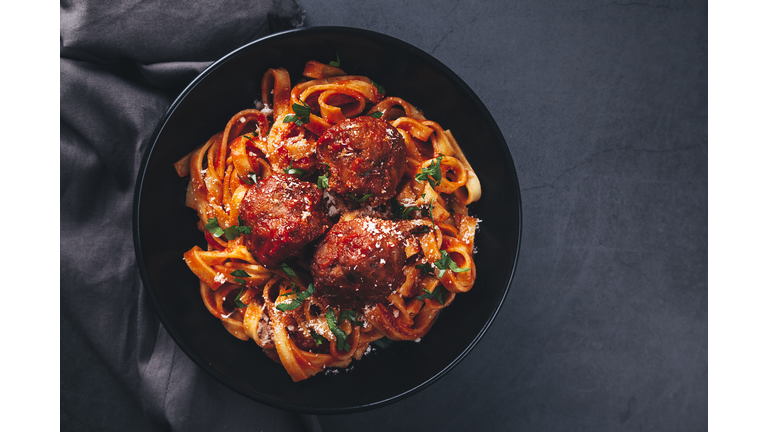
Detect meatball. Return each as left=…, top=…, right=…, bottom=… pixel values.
left=316, top=116, right=406, bottom=207
left=239, top=173, right=330, bottom=267
left=311, top=217, right=407, bottom=309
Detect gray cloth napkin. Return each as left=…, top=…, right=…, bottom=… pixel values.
left=60, top=1, right=323, bottom=430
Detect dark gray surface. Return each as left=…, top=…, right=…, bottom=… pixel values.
left=301, top=1, right=707, bottom=431
left=60, top=0, right=706, bottom=430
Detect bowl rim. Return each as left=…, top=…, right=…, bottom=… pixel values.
left=133, top=25, right=523, bottom=414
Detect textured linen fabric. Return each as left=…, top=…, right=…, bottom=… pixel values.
left=59, top=2, right=322, bottom=431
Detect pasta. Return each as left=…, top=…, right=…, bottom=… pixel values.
left=174, top=59, right=482, bottom=381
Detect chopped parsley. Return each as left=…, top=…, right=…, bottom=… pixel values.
left=415, top=156, right=444, bottom=189
left=242, top=171, right=258, bottom=185
left=416, top=250, right=469, bottom=281
left=244, top=133, right=259, bottom=145
left=438, top=249, right=470, bottom=274
left=368, top=111, right=384, bottom=119
left=205, top=218, right=225, bottom=237
left=205, top=218, right=251, bottom=240
left=280, top=261, right=299, bottom=280
left=415, top=263, right=433, bottom=274
left=283, top=160, right=309, bottom=177
left=310, top=329, right=326, bottom=346
left=371, top=337, right=393, bottom=349
left=338, top=310, right=364, bottom=326
left=326, top=309, right=351, bottom=351
left=276, top=283, right=315, bottom=311
left=224, top=225, right=251, bottom=240
left=280, top=262, right=298, bottom=278
left=348, top=193, right=373, bottom=203
left=317, top=172, right=329, bottom=190
left=433, top=250, right=470, bottom=278
left=231, top=269, right=251, bottom=308
left=371, top=80, right=385, bottom=94
left=276, top=261, right=315, bottom=310
left=231, top=269, right=251, bottom=282
left=282, top=101, right=311, bottom=126
left=316, top=163, right=330, bottom=190
left=429, top=198, right=435, bottom=227
left=416, top=285, right=447, bottom=305
left=325, top=309, right=363, bottom=351
left=392, top=198, right=416, bottom=219
left=233, top=285, right=247, bottom=308
left=329, top=52, right=341, bottom=68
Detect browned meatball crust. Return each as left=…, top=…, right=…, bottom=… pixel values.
left=316, top=116, right=406, bottom=207
left=239, top=173, right=330, bottom=267
left=310, top=217, right=407, bottom=309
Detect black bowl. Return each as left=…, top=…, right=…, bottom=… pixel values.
left=133, top=26, right=522, bottom=414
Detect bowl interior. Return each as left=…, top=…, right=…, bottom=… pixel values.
left=134, top=26, right=521, bottom=414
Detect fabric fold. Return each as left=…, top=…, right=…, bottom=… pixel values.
left=60, top=1, right=312, bottom=430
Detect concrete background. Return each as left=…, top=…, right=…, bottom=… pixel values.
left=299, top=1, right=707, bottom=430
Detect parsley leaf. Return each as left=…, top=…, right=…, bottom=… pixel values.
left=205, top=218, right=225, bottom=237
left=415, top=263, right=433, bottom=274
left=283, top=101, right=311, bottom=126
left=371, top=337, right=393, bottom=349
left=415, top=156, right=444, bottom=189
left=310, top=329, right=326, bottom=346
left=416, top=285, right=447, bottom=305
left=338, top=310, right=364, bottom=326
left=392, top=198, right=416, bottom=219
left=275, top=262, right=316, bottom=311
left=326, top=309, right=351, bottom=351
left=295, top=283, right=315, bottom=302
left=429, top=198, right=435, bottom=227
left=244, top=133, right=259, bottom=145
left=280, top=262, right=298, bottom=279
left=433, top=250, right=470, bottom=277
left=231, top=269, right=250, bottom=278
left=283, top=114, right=301, bottom=125
left=368, top=111, right=384, bottom=119
left=446, top=259, right=470, bottom=274
left=207, top=218, right=251, bottom=240
left=224, top=225, right=251, bottom=240
left=348, top=193, right=373, bottom=203
left=276, top=283, right=315, bottom=311
left=416, top=251, right=469, bottom=282
left=233, top=284, right=247, bottom=308
left=284, top=160, right=309, bottom=177
left=243, top=171, right=258, bottom=185
left=371, top=80, right=385, bottom=94
left=230, top=270, right=251, bottom=308
left=317, top=172, right=329, bottom=190
left=329, top=52, right=341, bottom=68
